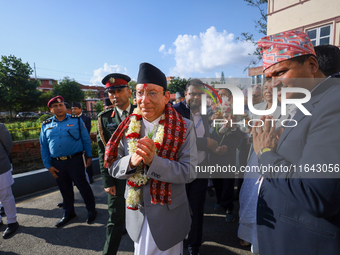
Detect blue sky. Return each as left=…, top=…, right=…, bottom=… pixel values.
left=1, top=0, right=263, bottom=86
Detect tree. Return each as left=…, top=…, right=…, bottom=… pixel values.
left=220, top=71, right=225, bottom=84
left=128, top=80, right=137, bottom=92
left=167, top=77, right=190, bottom=94
left=84, top=89, right=98, bottom=99
left=94, top=100, right=103, bottom=114
left=237, top=0, right=268, bottom=70
left=209, top=81, right=221, bottom=88
left=53, top=77, right=85, bottom=104
left=39, top=90, right=54, bottom=112
left=0, top=55, right=42, bottom=115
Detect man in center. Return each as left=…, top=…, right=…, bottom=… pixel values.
left=105, top=62, right=197, bottom=254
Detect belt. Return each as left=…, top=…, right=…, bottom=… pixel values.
left=52, top=151, right=83, bottom=161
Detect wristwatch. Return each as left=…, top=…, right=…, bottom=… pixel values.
left=257, top=147, right=272, bottom=159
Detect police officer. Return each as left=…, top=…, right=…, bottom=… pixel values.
left=72, top=102, right=94, bottom=183
left=40, top=96, right=96, bottom=228
left=97, top=73, right=135, bottom=255
left=64, top=102, right=72, bottom=114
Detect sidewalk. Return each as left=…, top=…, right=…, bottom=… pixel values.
left=0, top=176, right=252, bottom=255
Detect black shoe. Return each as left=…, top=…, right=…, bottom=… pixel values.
left=3, top=222, right=19, bottom=239
left=86, top=209, right=97, bottom=224
left=55, top=213, right=76, bottom=228
left=57, top=202, right=63, bottom=208
left=188, top=247, right=200, bottom=255
left=225, top=209, right=236, bottom=223
left=0, top=207, right=5, bottom=217
left=89, top=178, right=94, bottom=184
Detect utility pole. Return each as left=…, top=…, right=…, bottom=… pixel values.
left=34, top=62, right=37, bottom=79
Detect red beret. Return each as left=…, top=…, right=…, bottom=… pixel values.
left=48, top=96, right=64, bottom=107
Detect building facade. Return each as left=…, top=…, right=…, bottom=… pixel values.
left=249, top=0, right=340, bottom=80
left=267, top=0, right=340, bottom=47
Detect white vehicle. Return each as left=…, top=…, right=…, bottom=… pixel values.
left=16, top=112, right=39, bottom=118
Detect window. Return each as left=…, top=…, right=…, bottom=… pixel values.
left=251, top=76, right=256, bottom=85
left=307, top=24, right=332, bottom=46
left=49, top=80, right=53, bottom=85
left=256, top=75, right=263, bottom=85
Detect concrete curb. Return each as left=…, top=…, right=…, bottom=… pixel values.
left=12, top=158, right=100, bottom=198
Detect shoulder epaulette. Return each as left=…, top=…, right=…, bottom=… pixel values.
left=71, top=114, right=80, bottom=118
left=98, top=108, right=113, bottom=117
left=42, top=119, right=52, bottom=125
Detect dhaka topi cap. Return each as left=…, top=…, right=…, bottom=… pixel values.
left=48, top=96, right=64, bottom=107
left=102, top=73, right=131, bottom=92
left=136, top=62, right=167, bottom=90
left=258, top=30, right=316, bottom=71
left=72, top=102, right=82, bottom=108
left=104, top=98, right=113, bottom=107
left=64, top=102, right=71, bottom=109
left=176, top=91, right=185, bottom=99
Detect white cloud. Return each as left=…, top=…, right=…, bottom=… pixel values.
left=160, top=26, right=256, bottom=76
left=159, top=44, right=173, bottom=55
left=90, top=63, right=128, bottom=85
left=159, top=44, right=165, bottom=52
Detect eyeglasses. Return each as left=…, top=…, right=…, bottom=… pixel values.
left=134, top=91, right=165, bottom=99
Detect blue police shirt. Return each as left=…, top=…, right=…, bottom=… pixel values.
left=40, top=114, right=92, bottom=169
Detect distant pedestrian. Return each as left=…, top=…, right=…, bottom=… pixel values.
left=72, top=102, right=94, bottom=183
left=64, top=102, right=72, bottom=114
left=314, top=44, right=340, bottom=76
left=0, top=123, right=19, bottom=239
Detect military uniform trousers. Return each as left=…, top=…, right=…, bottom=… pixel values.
left=103, top=178, right=126, bottom=255
left=52, top=155, right=95, bottom=216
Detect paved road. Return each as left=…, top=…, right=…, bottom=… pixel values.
left=0, top=175, right=252, bottom=255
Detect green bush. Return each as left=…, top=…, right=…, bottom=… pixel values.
left=38, top=114, right=52, bottom=123
left=91, top=141, right=99, bottom=158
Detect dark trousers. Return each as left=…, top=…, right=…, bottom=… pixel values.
left=85, top=163, right=93, bottom=181
left=103, top=179, right=126, bottom=255
left=52, top=155, right=95, bottom=216
left=212, top=178, right=234, bottom=210
left=186, top=178, right=208, bottom=252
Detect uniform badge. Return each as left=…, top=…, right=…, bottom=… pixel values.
left=107, top=123, right=118, bottom=130
left=47, top=127, right=54, bottom=130
left=66, top=124, right=74, bottom=127
left=57, top=98, right=61, bottom=102
left=109, top=77, right=115, bottom=84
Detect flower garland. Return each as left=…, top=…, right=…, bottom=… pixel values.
left=125, top=107, right=165, bottom=210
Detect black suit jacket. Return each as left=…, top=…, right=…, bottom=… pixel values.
left=80, top=114, right=92, bottom=134
left=257, top=77, right=340, bottom=255
left=173, top=100, right=210, bottom=155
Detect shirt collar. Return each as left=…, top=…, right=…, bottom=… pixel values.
left=116, top=104, right=131, bottom=118
left=53, top=113, right=69, bottom=122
